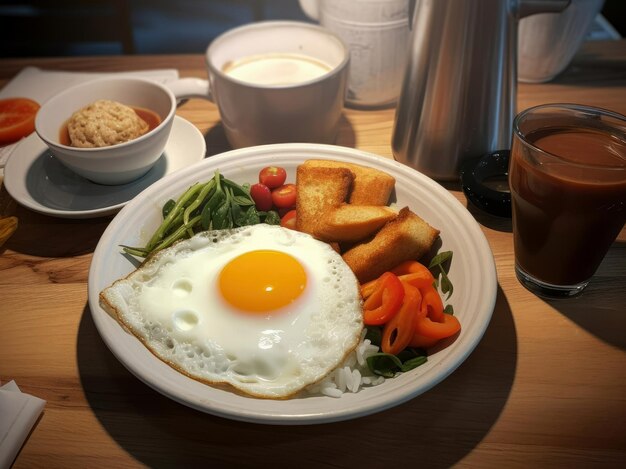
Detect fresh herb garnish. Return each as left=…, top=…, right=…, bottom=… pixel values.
left=365, top=325, right=383, bottom=345
left=366, top=349, right=428, bottom=378
left=364, top=326, right=428, bottom=377
left=429, top=250, right=454, bottom=300
left=121, top=171, right=280, bottom=258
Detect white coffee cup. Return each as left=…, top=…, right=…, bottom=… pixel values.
left=171, top=21, right=350, bottom=149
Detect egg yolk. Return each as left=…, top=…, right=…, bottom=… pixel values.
left=219, top=250, right=307, bottom=313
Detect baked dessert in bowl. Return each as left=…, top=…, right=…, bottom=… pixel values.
left=35, top=76, right=176, bottom=185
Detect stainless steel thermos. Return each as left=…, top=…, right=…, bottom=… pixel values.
left=392, top=0, right=570, bottom=180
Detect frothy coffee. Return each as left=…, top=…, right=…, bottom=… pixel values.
left=222, top=53, right=333, bottom=86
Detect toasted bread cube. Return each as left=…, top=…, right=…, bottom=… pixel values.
left=295, top=165, right=354, bottom=236
left=314, top=204, right=398, bottom=242
left=341, top=207, right=440, bottom=283
left=301, top=159, right=395, bottom=206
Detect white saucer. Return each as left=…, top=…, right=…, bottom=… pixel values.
left=3, top=116, right=206, bottom=219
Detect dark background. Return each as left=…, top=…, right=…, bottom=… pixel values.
left=0, top=0, right=308, bottom=57
left=0, top=0, right=624, bottom=58
left=603, top=0, right=626, bottom=36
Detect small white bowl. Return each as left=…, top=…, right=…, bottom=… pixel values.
left=35, top=77, right=177, bottom=185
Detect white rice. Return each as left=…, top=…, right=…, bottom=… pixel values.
left=305, top=329, right=386, bottom=397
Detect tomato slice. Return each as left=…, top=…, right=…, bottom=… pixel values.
left=259, top=166, right=287, bottom=189
left=362, top=272, right=404, bottom=326
left=0, top=97, right=40, bottom=145
left=250, top=183, right=273, bottom=211
left=280, top=209, right=297, bottom=230
left=271, top=183, right=297, bottom=209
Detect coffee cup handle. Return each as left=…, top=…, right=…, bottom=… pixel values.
left=166, top=78, right=213, bottom=103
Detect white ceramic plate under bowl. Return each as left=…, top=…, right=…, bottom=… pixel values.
left=87, top=143, right=497, bottom=425
left=3, top=116, right=206, bottom=219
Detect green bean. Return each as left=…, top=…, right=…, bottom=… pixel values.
left=145, top=182, right=204, bottom=251
left=124, top=170, right=269, bottom=259
left=121, top=245, right=151, bottom=257
left=151, top=215, right=203, bottom=253
left=183, top=179, right=216, bottom=238
left=201, top=190, right=225, bottom=230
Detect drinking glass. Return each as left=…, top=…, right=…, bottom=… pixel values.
left=509, top=104, right=626, bottom=298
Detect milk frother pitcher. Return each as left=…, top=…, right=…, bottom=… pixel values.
left=298, top=0, right=412, bottom=108
left=392, top=0, right=570, bottom=181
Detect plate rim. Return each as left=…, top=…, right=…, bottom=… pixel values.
left=88, top=143, right=498, bottom=424
left=3, top=115, right=206, bottom=219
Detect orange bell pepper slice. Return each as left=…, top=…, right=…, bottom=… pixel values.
left=381, top=283, right=423, bottom=355
left=360, top=277, right=379, bottom=299
left=362, top=272, right=404, bottom=326
left=414, top=313, right=461, bottom=340
left=397, top=271, right=434, bottom=291
left=363, top=261, right=434, bottom=295
left=408, top=332, right=441, bottom=349
left=362, top=259, right=459, bottom=354
left=394, top=260, right=435, bottom=290
left=420, top=285, right=444, bottom=323
left=390, top=260, right=432, bottom=276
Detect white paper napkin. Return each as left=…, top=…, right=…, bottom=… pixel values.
left=0, top=381, right=46, bottom=469
left=0, top=66, right=180, bottom=169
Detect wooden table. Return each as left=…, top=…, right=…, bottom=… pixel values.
left=1, top=40, right=625, bottom=468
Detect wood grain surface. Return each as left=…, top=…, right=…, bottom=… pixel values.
left=0, top=40, right=625, bottom=469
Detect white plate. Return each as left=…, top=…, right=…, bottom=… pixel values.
left=87, top=144, right=497, bottom=424
left=3, top=116, right=205, bottom=219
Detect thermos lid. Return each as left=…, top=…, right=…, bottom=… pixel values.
left=459, top=150, right=512, bottom=218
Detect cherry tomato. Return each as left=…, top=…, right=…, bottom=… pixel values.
left=259, top=166, right=287, bottom=189
left=250, top=183, right=273, bottom=211
left=280, top=209, right=297, bottom=230
left=277, top=206, right=293, bottom=218
left=271, top=183, right=297, bottom=209
left=0, top=98, right=40, bottom=145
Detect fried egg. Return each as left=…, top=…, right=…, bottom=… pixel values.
left=100, top=224, right=363, bottom=399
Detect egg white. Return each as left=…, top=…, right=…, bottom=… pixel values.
left=100, top=224, right=363, bottom=399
